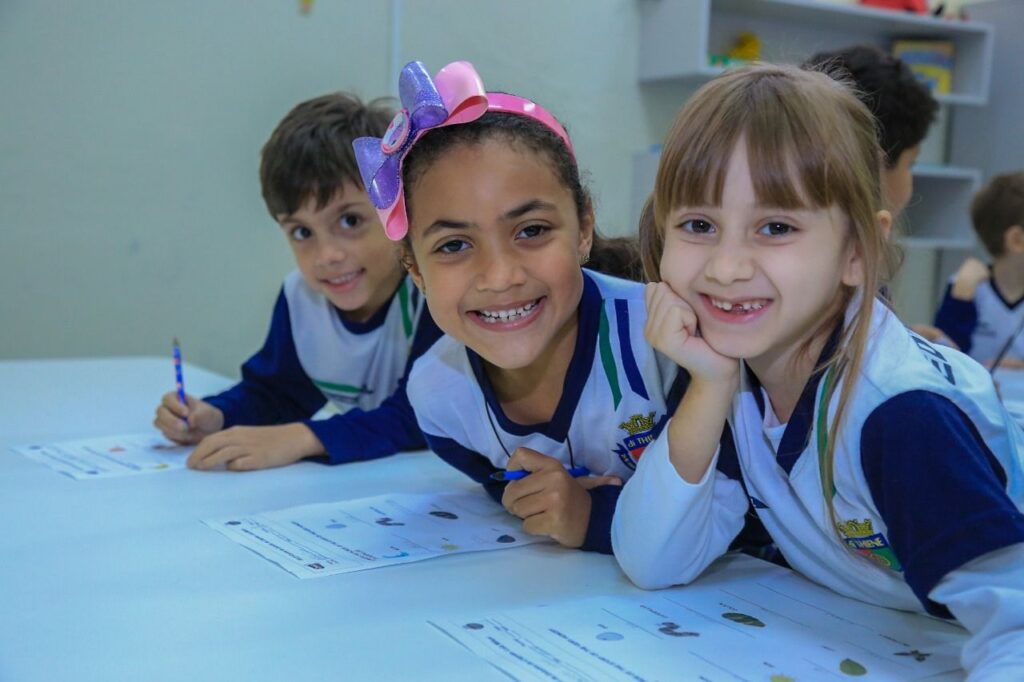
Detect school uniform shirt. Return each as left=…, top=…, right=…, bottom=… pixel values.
left=205, top=271, right=442, bottom=464
left=407, top=270, right=685, bottom=554
left=934, top=274, right=1024, bottom=364
left=614, top=300, right=1024, bottom=678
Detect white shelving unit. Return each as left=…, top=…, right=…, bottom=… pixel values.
left=634, top=0, right=995, bottom=323
left=639, top=0, right=993, bottom=104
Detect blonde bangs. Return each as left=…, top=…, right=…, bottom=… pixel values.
left=657, top=65, right=882, bottom=223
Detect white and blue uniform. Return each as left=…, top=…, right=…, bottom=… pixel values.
left=407, top=270, right=685, bottom=553
left=614, top=300, right=1024, bottom=677
left=934, top=274, right=1024, bottom=364
left=206, top=271, right=442, bottom=464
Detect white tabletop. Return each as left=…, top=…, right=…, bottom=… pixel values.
left=0, top=357, right=653, bottom=682
left=0, top=357, right=979, bottom=682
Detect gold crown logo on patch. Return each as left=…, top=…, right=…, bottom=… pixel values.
left=838, top=518, right=876, bottom=538
left=619, top=412, right=656, bottom=436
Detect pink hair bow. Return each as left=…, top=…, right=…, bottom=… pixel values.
left=353, top=61, right=488, bottom=240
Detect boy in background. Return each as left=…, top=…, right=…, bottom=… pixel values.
left=154, top=93, right=440, bottom=470
left=934, top=172, right=1024, bottom=367
left=805, top=44, right=938, bottom=215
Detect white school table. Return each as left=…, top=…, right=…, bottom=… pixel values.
left=0, top=357, right=981, bottom=682
left=0, top=357, right=651, bottom=681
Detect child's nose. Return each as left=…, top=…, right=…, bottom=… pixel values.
left=478, top=247, right=526, bottom=292
left=704, top=243, right=755, bottom=284
left=316, top=239, right=347, bottom=266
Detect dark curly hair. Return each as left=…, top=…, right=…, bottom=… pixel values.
left=804, top=45, right=937, bottom=168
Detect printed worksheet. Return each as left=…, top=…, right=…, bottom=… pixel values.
left=12, top=433, right=191, bottom=479
left=206, top=491, right=546, bottom=578
left=430, top=561, right=966, bottom=681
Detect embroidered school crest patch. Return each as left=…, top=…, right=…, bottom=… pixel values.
left=838, top=518, right=903, bottom=571
left=613, top=412, right=657, bottom=470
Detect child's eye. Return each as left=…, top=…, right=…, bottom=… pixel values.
left=339, top=213, right=363, bottom=230
left=435, top=238, right=470, bottom=255
left=516, top=224, right=549, bottom=240
left=290, top=226, right=312, bottom=241
left=680, top=219, right=715, bottom=235
left=758, top=221, right=795, bottom=237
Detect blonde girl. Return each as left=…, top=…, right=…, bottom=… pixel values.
left=613, top=64, right=1024, bottom=677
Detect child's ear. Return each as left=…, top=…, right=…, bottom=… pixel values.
left=1004, top=224, right=1024, bottom=254
left=578, top=201, right=596, bottom=261
left=399, top=246, right=426, bottom=294
left=876, top=209, right=893, bottom=241
left=841, top=211, right=889, bottom=287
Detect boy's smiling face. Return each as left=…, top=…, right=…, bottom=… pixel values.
left=278, top=182, right=403, bottom=322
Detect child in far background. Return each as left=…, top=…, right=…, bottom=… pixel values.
left=804, top=45, right=937, bottom=216
left=354, top=61, right=681, bottom=553
left=933, top=171, right=1024, bottom=368
left=154, top=93, right=440, bottom=470
left=614, top=64, right=1024, bottom=677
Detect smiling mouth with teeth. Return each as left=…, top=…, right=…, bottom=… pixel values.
left=709, top=297, right=769, bottom=313
left=324, top=270, right=362, bottom=285
left=475, top=299, right=541, bottom=324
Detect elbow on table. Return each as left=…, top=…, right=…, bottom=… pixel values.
left=614, top=553, right=702, bottom=591
left=612, top=536, right=704, bottom=590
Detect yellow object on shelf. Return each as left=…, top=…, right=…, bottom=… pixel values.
left=892, top=39, right=955, bottom=95
left=729, top=31, right=761, bottom=62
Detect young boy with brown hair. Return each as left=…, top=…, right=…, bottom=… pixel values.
left=154, top=93, right=440, bottom=470
left=934, top=172, right=1024, bottom=367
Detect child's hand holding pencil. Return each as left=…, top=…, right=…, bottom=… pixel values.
left=154, top=338, right=225, bottom=445
left=154, top=390, right=224, bottom=445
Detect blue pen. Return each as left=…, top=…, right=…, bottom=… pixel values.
left=490, top=466, right=591, bottom=482
left=172, top=337, right=188, bottom=422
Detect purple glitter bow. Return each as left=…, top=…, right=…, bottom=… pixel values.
left=353, top=61, right=487, bottom=240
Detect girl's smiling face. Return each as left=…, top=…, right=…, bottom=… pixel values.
left=659, top=139, right=866, bottom=374
left=404, top=139, right=593, bottom=372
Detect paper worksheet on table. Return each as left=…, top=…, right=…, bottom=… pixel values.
left=431, top=560, right=966, bottom=681
left=11, top=433, right=191, bottom=479
left=206, top=490, right=546, bottom=577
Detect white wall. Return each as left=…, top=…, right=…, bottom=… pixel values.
left=0, top=0, right=994, bottom=376
left=0, top=0, right=654, bottom=377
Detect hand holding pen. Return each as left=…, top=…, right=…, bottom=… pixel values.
left=498, top=446, right=623, bottom=548
left=153, top=338, right=224, bottom=444
left=490, top=466, right=591, bottom=481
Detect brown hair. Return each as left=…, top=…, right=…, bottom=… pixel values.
left=259, top=92, right=394, bottom=219
left=401, top=110, right=642, bottom=281
left=639, top=63, right=902, bottom=528
left=970, top=171, right=1024, bottom=258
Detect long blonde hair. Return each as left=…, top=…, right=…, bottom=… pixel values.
left=639, top=63, right=902, bottom=526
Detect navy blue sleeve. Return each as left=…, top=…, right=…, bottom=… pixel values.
left=861, top=390, right=1024, bottom=616
left=307, top=309, right=444, bottom=464
left=204, top=290, right=326, bottom=427
left=580, top=485, right=621, bottom=554
left=933, top=284, right=978, bottom=354
left=423, top=431, right=507, bottom=502
left=424, top=429, right=619, bottom=554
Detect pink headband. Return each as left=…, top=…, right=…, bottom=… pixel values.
left=353, top=60, right=575, bottom=241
